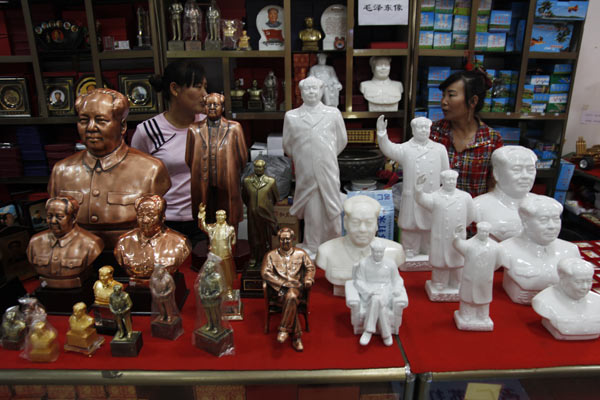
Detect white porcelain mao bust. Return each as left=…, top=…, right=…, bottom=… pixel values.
left=474, top=146, right=538, bottom=242
left=532, top=258, right=600, bottom=340
left=316, top=195, right=405, bottom=296
left=452, top=222, right=504, bottom=331
left=376, top=115, right=449, bottom=259
left=359, top=56, right=403, bottom=112
left=345, top=239, right=408, bottom=346
left=308, top=53, right=343, bottom=108
left=500, top=194, right=581, bottom=305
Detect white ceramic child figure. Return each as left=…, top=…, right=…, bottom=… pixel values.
left=501, top=194, right=581, bottom=305
left=376, top=115, right=449, bottom=261
left=283, top=76, right=347, bottom=258
left=359, top=56, right=403, bottom=112
left=308, top=53, right=343, bottom=107
left=415, top=170, right=477, bottom=302
left=345, top=240, right=408, bottom=346
left=316, top=195, right=405, bottom=296
left=474, top=146, right=537, bottom=241
left=452, top=222, right=504, bottom=331
left=532, top=258, right=600, bottom=340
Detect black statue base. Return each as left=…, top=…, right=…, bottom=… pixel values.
left=90, top=303, right=118, bottom=335
left=240, top=267, right=264, bottom=298
left=1, top=337, right=25, bottom=350
left=193, top=327, right=233, bottom=356
left=0, top=277, right=26, bottom=313
left=126, top=271, right=188, bottom=315
left=151, top=316, right=183, bottom=340
left=191, top=239, right=250, bottom=272
left=34, top=278, right=94, bottom=315
left=110, top=331, right=143, bottom=357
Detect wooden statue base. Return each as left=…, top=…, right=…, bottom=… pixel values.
left=204, top=39, right=221, bottom=51
left=185, top=40, right=202, bottom=50
left=34, top=278, right=94, bottom=315
left=64, top=336, right=105, bottom=356
left=90, top=303, right=118, bottom=335
left=168, top=40, right=185, bottom=51
left=126, top=271, right=189, bottom=315
left=151, top=316, right=183, bottom=340
left=110, top=331, right=143, bottom=357
left=240, top=267, right=263, bottom=298
left=193, top=327, right=233, bottom=356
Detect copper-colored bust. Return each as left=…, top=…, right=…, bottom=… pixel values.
left=26, top=196, right=104, bottom=289
left=114, top=195, right=191, bottom=286
left=26, top=320, right=59, bottom=362
left=47, top=88, right=171, bottom=248
left=65, top=302, right=104, bottom=354
left=185, top=92, right=248, bottom=228
left=93, top=265, right=119, bottom=306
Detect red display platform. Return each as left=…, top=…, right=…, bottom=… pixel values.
left=399, top=267, right=600, bottom=374
left=1, top=263, right=405, bottom=372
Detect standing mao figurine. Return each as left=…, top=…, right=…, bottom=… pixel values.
left=169, top=2, right=183, bottom=40
left=376, top=115, right=449, bottom=261
left=204, top=0, right=221, bottom=50
left=308, top=53, right=343, bottom=107
left=262, top=71, right=278, bottom=112
left=1, top=306, right=27, bottom=350
left=452, top=222, right=504, bottom=331
left=415, top=170, right=477, bottom=302
left=64, top=302, right=104, bottom=355
left=261, top=228, right=315, bottom=352
left=282, top=76, right=347, bottom=257
left=109, top=284, right=143, bottom=357
left=149, top=265, right=182, bottom=340
left=185, top=92, right=248, bottom=231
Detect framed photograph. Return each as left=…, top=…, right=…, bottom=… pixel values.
left=0, top=203, right=21, bottom=228
left=44, top=77, right=75, bottom=116
left=118, top=74, right=157, bottom=114
left=0, top=77, right=31, bottom=117
left=22, top=199, right=48, bottom=231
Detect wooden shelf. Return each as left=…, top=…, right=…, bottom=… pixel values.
left=167, top=50, right=285, bottom=59
left=417, top=49, right=465, bottom=57
left=353, top=49, right=409, bottom=57
left=0, top=55, right=33, bottom=63
left=528, top=52, right=578, bottom=60
left=227, top=111, right=285, bottom=120
left=480, top=112, right=567, bottom=120
left=342, top=111, right=404, bottom=119
left=98, top=50, right=154, bottom=60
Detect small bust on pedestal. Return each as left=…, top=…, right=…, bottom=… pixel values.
left=64, top=302, right=104, bottom=355
left=360, top=57, right=403, bottom=112
left=1, top=306, right=27, bottom=350
left=24, top=320, right=59, bottom=363
left=299, top=17, right=322, bottom=51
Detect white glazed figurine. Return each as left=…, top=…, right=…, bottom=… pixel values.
left=282, top=76, right=347, bottom=257
left=345, top=240, right=408, bottom=346
left=316, top=195, right=405, bottom=296
left=359, top=56, right=403, bottom=112
left=452, top=222, right=504, bottom=331
left=474, top=146, right=538, bottom=241
left=415, top=170, right=477, bottom=302
left=376, top=115, right=449, bottom=259
left=308, top=53, right=343, bottom=108
left=532, top=258, right=600, bottom=340
left=500, top=194, right=580, bottom=305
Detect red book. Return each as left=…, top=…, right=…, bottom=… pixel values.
left=369, top=41, right=408, bottom=49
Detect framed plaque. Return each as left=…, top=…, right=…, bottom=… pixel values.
left=44, top=77, right=75, bottom=116
left=118, top=74, right=157, bottom=114
left=257, top=5, right=284, bottom=50
left=0, top=78, right=30, bottom=117
left=75, top=75, right=109, bottom=98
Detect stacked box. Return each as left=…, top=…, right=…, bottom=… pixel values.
left=435, top=0, right=455, bottom=13
left=422, top=0, right=435, bottom=12
left=523, top=64, right=572, bottom=113
left=428, top=66, right=451, bottom=85
left=530, top=23, right=574, bottom=52
left=453, top=14, right=469, bottom=33
left=489, top=10, right=512, bottom=32
left=421, top=0, right=468, bottom=48
left=434, top=32, right=452, bottom=49
left=428, top=107, right=444, bottom=121
left=419, top=31, right=434, bottom=48
left=491, top=125, right=521, bottom=144
left=421, top=12, right=435, bottom=30
left=487, top=33, right=506, bottom=51
left=454, top=0, right=471, bottom=15
left=475, top=32, right=489, bottom=50
left=434, top=13, right=453, bottom=31
left=478, top=0, right=492, bottom=14
left=428, top=87, right=443, bottom=106
left=476, top=15, right=489, bottom=32
left=535, top=1, right=588, bottom=21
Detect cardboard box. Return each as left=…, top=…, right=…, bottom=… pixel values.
left=487, top=32, right=506, bottom=51
left=452, top=14, right=470, bottom=33
left=422, top=0, right=436, bottom=12
left=453, top=0, right=471, bottom=15
left=476, top=15, right=489, bottom=32
left=267, top=134, right=284, bottom=157
left=535, top=1, right=588, bottom=20
left=428, top=66, right=451, bottom=84
left=428, top=107, right=444, bottom=121
left=475, top=32, right=488, bottom=50
left=345, top=190, right=394, bottom=240
left=477, top=0, right=492, bottom=14
left=433, top=32, right=452, bottom=49
left=489, top=10, right=512, bottom=32
left=435, top=0, right=454, bottom=13
left=555, top=160, right=575, bottom=190
left=434, top=13, right=453, bottom=31
left=547, top=93, right=568, bottom=112
left=271, top=204, right=300, bottom=248
left=452, top=33, right=468, bottom=48
left=421, top=12, right=435, bottom=30
left=419, top=31, right=434, bottom=48
left=530, top=23, right=574, bottom=52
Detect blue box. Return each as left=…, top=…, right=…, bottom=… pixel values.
left=428, top=87, right=443, bottom=105
left=552, top=63, right=573, bottom=74
left=428, top=66, right=451, bottom=84
left=346, top=190, right=395, bottom=240
left=533, top=93, right=550, bottom=103
left=452, top=33, right=468, bottom=49
left=419, top=31, right=434, bottom=48
left=505, top=35, right=515, bottom=51
left=535, top=1, right=588, bottom=21
left=415, top=110, right=428, bottom=118
left=553, top=190, right=568, bottom=205
left=435, top=0, right=455, bottom=13
left=482, top=97, right=492, bottom=112
left=434, top=32, right=452, bottom=49
left=487, top=33, right=506, bottom=51
left=434, top=13, right=453, bottom=31
left=489, top=10, right=512, bottom=32
left=452, top=14, right=470, bottom=33
left=516, top=19, right=526, bottom=51
left=551, top=74, right=571, bottom=84
left=476, top=15, right=489, bottom=32
left=530, top=23, right=574, bottom=52
left=454, top=0, right=471, bottom=15
left=555, top=160, right=575, bottom=190
left=528, top=75, right=551, bottom=85
left=421, top=12, right=435, bottom=30
left=531, top=103, right=547, bottom=113
left=550, top=83, right=570, bottom=93
left=523, top=85, right=534, bottom=99
left=492, top=98, right=509, bottom=112
left=475, top=32, right=489, bottom=50
left=520, top=98, right=533, bottom=112
left=492, top=125, right=521, bottom=141
left=478, top=0, right=492, bottom=14
left=422, top=0, right=435, bottom=12
left=428, top=107, right=445, bottom=121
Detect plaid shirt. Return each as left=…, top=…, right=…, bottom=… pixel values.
left=430, top=119, right=503, bottom=197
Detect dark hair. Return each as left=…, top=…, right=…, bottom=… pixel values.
left=439, top=70, right=489, bottom=114
left=150, top=60, right=206, bottom=103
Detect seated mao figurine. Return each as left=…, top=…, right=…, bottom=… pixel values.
left=47, top=88, right=171, bottom=248
left=114, top=195, right=191, bottom=286
left=26, top=196, right=104, bottom=289
left=64, top=302, right=104, bottom=355
left=501, top=194, right=581, bottom=305
left=25, top=320, right=59, bottom=363
left=1, top=306, right=27, bottom=350
left=474, top=146, right=538, bottom=241
left=345, top=240, right=408, bottom=346
left=360, top=56, right=403, bottom=112
left=532, top=258, right=600, bottom=340
left=316, top=195, right=405, bottom=296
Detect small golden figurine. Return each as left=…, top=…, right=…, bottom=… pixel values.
left=93, top=265, right=119, bottom=306
left=1, top=306, right=27, bottom=350
left=238, top=30, right=251, bottom=50
left=64, top=302, right=104, bottom=356
left=25, top=320, right=59, bottom=363
left=246, top=80, right=263, bottom=111
left=149, top=265, right=183, bottom=340
left=299, top=17, right=322, bottom=51
left=109, top=284, right=143, bottom=357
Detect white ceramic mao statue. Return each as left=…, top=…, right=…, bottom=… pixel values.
left=415, top=170, right=477, bottom=302
left=345, top=240, right=408, bottom=346
left=282, top=76, right=347, bottom=258
left=377, top=115, right=449, bottom=259
left=501, top=194, right=581, bottom=305
left=532, top=258, right=600, bottom=340
left=474, top=146, right=538, bottom=242
left=360, top=56, right=403, bottom=112
left=316, top=195, right=405, bottom=296
left=308, top=53, right=343, bottom=108
left=452, top=222, right=504, bottom=331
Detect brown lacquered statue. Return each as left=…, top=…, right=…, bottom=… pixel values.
left=241, top=159, right=279, bottom=269
left=114, top=195, right=191, bottom=286
left=26, top=320, right=59, bottom=362
left=47, top=88, right=171, bottom=248
left=1, top=306, right=26, bottom=350
left=185, top=92, right=248, bottom=229
left=26, top=196, right=104, bottom=289
left=64, top=302, right=104, bottom=355
left=93, top=265, right=119, bottom=306
left=261, top=228, right=315, bottom=352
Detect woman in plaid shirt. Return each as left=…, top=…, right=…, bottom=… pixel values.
left=430, top=70, right=503, bottom=197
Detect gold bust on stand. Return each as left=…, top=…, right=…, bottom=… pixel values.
left=64, top=302, right=104, bottom=355
left=25, top=320, right=59, bottom=363
left=299, top=17, right=322, bottom=51
left=1, top=306, right=27, bottom=350
left=230, top=79, right=246, bottom=111
left=247, top=80, right=263, bottom=111
left=90, top=265, right=119, bottom=335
